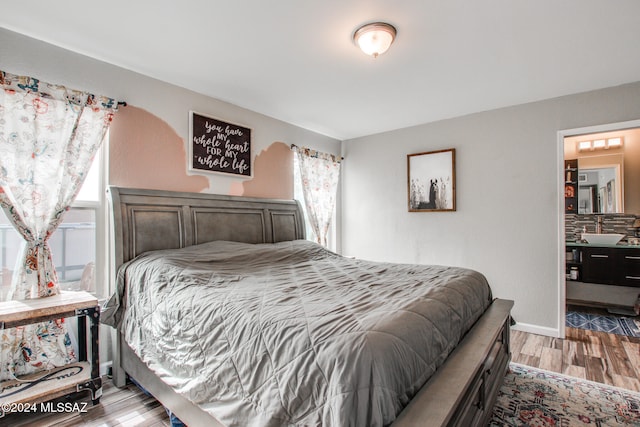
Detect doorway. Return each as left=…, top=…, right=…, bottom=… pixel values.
left=558, top=119, right=640, bottom=338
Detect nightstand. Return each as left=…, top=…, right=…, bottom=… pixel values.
left=0, top=291, right=101, bottom=414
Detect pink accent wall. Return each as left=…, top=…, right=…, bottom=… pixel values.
left=229, top=142, right=294, bottom=199
left=109, top=106, right=295, bottom=199
left=109, top=106, right=209, bottom=192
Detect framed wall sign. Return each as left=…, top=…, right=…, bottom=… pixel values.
left=189, top=111, right=252, bottom=177
left=407, top=148, right=456, bottom=212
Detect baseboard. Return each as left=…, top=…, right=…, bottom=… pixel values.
left=511, top=322, right=560, bottom=338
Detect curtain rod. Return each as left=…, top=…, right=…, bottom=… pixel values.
left=290, top=144, right=344, bottom=160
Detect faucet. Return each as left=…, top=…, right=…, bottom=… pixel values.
left=595, top=216, right=603, bottom=234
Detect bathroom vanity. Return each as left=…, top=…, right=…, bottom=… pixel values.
left=566, top=242, right=640, bottom=313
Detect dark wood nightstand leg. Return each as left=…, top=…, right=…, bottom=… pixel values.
left=76, top=305, right=102, bottom=404
left=77, top=313, right=87, bottom=362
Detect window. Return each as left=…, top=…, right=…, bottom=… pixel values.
left=0, top=143, right=106, bottom=299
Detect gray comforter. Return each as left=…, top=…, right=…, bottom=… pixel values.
left=103, top=239, right=492, bottom=427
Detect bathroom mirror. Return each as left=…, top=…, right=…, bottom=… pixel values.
left=577, top=156, right=623, bottom=214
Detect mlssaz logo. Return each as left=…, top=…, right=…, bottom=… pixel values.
left=40, top=401, right=89, bottom=413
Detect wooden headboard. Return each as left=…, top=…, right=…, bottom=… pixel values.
left=107, top=187, right=306, bottom=270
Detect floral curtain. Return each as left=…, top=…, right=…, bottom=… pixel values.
left=292, top=145, right=341, bottom=247
left=0, top=70, right=120, bottom=380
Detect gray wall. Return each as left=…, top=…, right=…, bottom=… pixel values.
left=341, top=82, right=640, bottom=335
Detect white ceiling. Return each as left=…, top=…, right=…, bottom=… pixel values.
left=2, top=0, right=640, bottom=140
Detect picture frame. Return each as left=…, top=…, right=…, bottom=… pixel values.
left=188, top=111, right=252, bottom=178
left=407, top=148, right=456, bottom=212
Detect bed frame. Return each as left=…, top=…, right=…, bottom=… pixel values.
left=107, top=186, right=513, bottom=427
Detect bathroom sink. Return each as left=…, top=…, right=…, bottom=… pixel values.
left=581, top=233, right=625, bottom=245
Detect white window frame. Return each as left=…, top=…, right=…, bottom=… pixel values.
left=93, top=139, right=108, bottom=299
left=61, top=140, right=107, bottom=297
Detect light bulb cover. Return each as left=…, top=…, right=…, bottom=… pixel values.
left=353, top=22, right=397, bottom=58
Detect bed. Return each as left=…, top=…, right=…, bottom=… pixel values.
left=102, top=186, right=513, bottom=427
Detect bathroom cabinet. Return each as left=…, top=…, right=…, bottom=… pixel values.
left=620, top=250, right=640, bottom=287
left=581, top=246, right=617, bottom=285
left=566, top=243, right=640, bottom=313
left=569, top=244, right=640, bottom=288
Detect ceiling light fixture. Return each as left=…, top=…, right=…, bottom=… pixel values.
left=353, top=22, right=397, bottom=58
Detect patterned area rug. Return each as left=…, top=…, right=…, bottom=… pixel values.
left=490, top=363, right=640, bottom=426
left=566, top=311, right=640, bottom=338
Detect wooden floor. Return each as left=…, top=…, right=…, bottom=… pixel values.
left=512, top=328, right=640, bottom=391
left=2, top=322, right=639, bottom=426
left=511, top=321, right=640, bottom=392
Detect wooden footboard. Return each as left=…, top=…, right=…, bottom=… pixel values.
left=394, top=299, right=513, bottom=427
